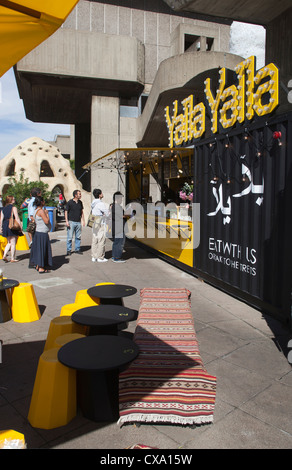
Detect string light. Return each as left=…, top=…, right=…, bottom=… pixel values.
left=204, top=122, right=283, bottom=188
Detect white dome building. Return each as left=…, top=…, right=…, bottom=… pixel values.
left=0, top=137, right=91, bottom=220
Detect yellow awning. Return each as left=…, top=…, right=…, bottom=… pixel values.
left=0, top=0, right=79, bottom=77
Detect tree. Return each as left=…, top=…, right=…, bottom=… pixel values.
left=4, top=172, right=57, bottom=211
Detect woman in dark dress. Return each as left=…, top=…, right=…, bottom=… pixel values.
left=29, top=196, right=52, bottom=273
left=0, top=195, right=22, bottom=263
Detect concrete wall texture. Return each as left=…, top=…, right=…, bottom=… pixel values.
left=62, top=0, right=230, bottom=85
left=15, top=0, right=235, bottom=203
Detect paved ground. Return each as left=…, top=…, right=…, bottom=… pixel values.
left=0, top=220, right=291, bottom=450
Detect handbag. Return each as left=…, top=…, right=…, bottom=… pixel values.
left=9, top=211, right=21, bottom=231
left=87, top=213, right=102, bottom=230
left=27, top=219, right=36, bottom=234
left=87, top=213, right=96, bottom=228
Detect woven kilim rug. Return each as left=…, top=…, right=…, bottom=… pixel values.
left=118, top=288, right=216, bottom=426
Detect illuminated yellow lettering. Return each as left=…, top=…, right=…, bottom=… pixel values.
left=189, top=102, right=205, bottom=139
left=219, top=85, right=238, bottom=129
left=182, top=95, right=193, bottom=142
left=205, top=67, right=226, bottom=134
left=165, top=101, right=178, bottom=148
left=164, top=56, right=280, bottom=147
left=174, top=114, right=185, bottom=146
left=234, top=56, right=255, bottom=122
left=253, top=63, right=279, bottom=116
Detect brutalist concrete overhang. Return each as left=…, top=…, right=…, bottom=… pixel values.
left=14, top=28, right=145, bottom=124
left=162, top=0, right=292, bottom=25
left=15, top=70, right=144, bottom=124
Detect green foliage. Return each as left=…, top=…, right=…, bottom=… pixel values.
left=4, top=172, right=57, bottom=211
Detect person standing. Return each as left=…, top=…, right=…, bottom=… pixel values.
left=65, top=189, right=85, bottom=255
left=29, top=196, right=52, bottom=273
left=91, top=188, right=109, bottom=263
left=27, top=188, right=41, bottom=248
left=0, top=195, right=22, bottom=263
left=111, top=191, right=129, bottom=263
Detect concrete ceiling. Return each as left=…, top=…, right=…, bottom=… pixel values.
left=15, top=70, right=143, bottom=124
left=162, top=0, right=292, bottom=25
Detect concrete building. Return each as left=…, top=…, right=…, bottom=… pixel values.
left=14, top=0, right=292, bottom=205
left=48, top=126, right=75, bottom=161
left=12, top=0, right=292, bottom=326
left=14, top=0, right=239, bottom=204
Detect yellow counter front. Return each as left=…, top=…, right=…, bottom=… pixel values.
left=127, top=213, right=194, bottom=268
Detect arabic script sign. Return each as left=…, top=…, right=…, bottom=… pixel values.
left=208, top=157, right=264, bottom=225
left=165, top=56, right=279, bottom=147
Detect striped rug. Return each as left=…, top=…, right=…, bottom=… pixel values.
left=118, top=288, right=216, bottom=426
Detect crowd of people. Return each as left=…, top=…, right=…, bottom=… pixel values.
left=65, top=188, right=129, bottom=264
left=0, top=187, right=129, bottom=272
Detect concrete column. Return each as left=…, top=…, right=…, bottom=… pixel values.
left=200, top=36, right=207, bottom=52
left=75, top=123, right=91, bottom=192
left=91, top=96, right=122, bottom=206
left=266, top=7, right=292, bottom=81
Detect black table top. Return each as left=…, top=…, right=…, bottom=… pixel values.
left=72, top=305, right=137, bottom=327
left=0, top=279, right=19, bottom=291
left=87, top=284, right=137, bottom=299
left=58, top=335, right=139, bottom=372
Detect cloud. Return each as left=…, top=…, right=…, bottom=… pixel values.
left=0, top=69, right=70, bottom=159
left=230, top=22, right=266, bottom=68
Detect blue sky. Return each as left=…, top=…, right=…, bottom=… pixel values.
left=0, top=68, right=70, bottom=159
left=0, top=22, right=265, bottom=161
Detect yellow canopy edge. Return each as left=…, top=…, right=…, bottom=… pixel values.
left=0, top=0, right=79, bottom=77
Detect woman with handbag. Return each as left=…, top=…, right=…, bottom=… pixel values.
left=0, top=195, right=23, bottom=263
left=29, top=196, right=52, bottom=273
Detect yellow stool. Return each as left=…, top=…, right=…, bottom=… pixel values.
left=74, top=289, right=100, bottom=307
left=16, top=235, right=29, bottom=251
left=28, top=348, right=76, bottom=429
left=44, top=316, right=87, bottom=351
left=11, top=283, right=41, bottom=323
left=53, top=333, right=86, bottom=349
left=0, top=236, right=7, bottom=259
left=60, top=303, right=82, bottom=317
left=0, top=235, right=7, bottom=249
left=95, top=282, right=115, bottom=286
left=0, top=430, right=26, bottom=449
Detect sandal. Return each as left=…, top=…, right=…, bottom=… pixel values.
left=2, top=257, right=8, bottom=262
left=38, top=269, right=48, bottom=274
left=10, top=259, right=19, bottom=263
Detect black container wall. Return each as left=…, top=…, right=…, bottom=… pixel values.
left=193, top=113, right=292, bottom=328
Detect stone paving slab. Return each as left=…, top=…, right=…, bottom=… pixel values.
left=0, top=225, right=291, bottom=450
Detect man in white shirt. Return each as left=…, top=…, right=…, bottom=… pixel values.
left=91, top=188, right=109, bottom=262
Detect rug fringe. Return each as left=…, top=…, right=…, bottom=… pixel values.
left=118, top=414, right=213, bottom=427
